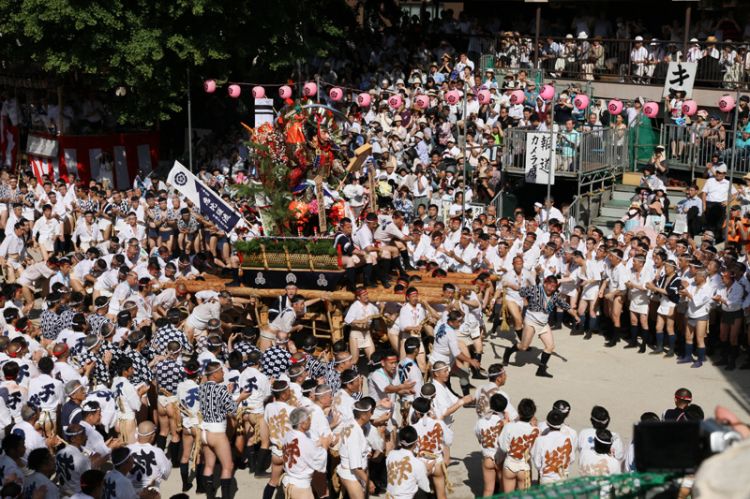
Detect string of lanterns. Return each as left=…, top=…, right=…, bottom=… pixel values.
left=202, top=79, right=739, bottom=116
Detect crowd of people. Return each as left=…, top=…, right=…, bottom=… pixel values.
left=1, top=5, right=750, bottom=499
left=0, top=151, right=745, bottom=499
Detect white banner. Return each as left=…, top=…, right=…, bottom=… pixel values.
left=26, top=134, right=58, bottom=158
left=525, top=132, right=556, bottom=185
left=662, top=62, right=697, bottom=98
left=255, top=98, right=274, bottom=127
left=167, top=161, right=244, bottom=233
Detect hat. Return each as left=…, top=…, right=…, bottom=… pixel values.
left=415, top=131, right=424, bottom=139
left=534, top=202, right=543, bottom=208
left=485, top=68, right=495, bottom=74
left=635, top=35, right=644, bottom=41
left=393, top=115, right=402, bottom=122
left=578, top=32, right=588, bottom=40
left=715, top=164, right=728, bottom=173
left=690, top=38, right=699, bottom=43
left=395, top=78, right=405, bottom=86
left=565, top=34, right=574, bottom=39
left=706, top=36, right=717, bottom=43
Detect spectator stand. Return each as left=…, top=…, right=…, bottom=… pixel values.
left=487, top=35, right=750, bottom=91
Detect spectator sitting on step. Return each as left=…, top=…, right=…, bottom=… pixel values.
left=640, top=164, right=666, bottom=192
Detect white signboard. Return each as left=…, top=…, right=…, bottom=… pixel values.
left=662, top=62, right=697, bottom=98
left=26, top=134, right=58, bottom=158
left=525, top=132, right=556, bottom=185
left=254, top=98, right=274, bottom=127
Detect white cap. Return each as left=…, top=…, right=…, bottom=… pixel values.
left=396, top=78, right=405, bottom=85
left=578, top=32, right=588, bottom=40
left=415, top=131, right=424, bottom=139
left=715, top=164, right=728, bottom=173
left=565, top=34, right=574, bottom=39
left=635, top=36, right=644, bottom=41
left=690, top=38, right=699, bottom=43
left=534, top=202, right=543, bottom=208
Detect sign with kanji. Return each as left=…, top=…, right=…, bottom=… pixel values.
left=168, top=161, right=243, bottom=233
left=662, top=62, right=697, bottom=98
left=524, top=132, right=556, bottom=185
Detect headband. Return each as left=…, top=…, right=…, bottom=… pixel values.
left=343, top=374, right=361, bottom=385
left=137, top=428, right=156, bottom=437
left=64, top=427, right=85, bottom=437
left=431, top=364, right=449, bottom=372
left=591, top=416, right=609, bottom=425
left=406, top=289, right=419, bottom=297
left=204, top=364, right=222, bottom=376
left=96, top=298, right=110, bottom=309
left=399, top=436, right=418, bottom=447
left=315, top=388, right=332, bottom=397
left=271, top=382, right=290, bottom=393
left=595, top=434, right=613, bottom=445
left=67, top=384, right=84, bottom=397
left=86, top=336, right=101, bottom=351
left=7, top=349, right=18, bottom=358
left=184, top=366, right=198, bottom=376
left=53, top=343, right=69, bottom=357
left=334, top=354, right=352, bottom=365
left=113, top=451, right=132, bottom=467
left=353, top=404, right=372, bottom=413
left=546, top=422, right=562, bottom=429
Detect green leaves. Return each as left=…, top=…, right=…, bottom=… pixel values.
left=0, top=0, right=350, bottom=126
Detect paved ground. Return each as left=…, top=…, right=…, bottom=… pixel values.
left=157, top=324, right=750, bottom=498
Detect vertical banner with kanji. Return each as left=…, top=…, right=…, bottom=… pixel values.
left=524, top=132, right=556, bottom=185
left=662, top=62, right=697, bottom=98
left=167, top=161, right=241, bottom=232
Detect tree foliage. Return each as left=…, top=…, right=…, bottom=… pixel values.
left=0, top=0, right=351, bottom=126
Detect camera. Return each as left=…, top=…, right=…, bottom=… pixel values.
left=633, top=420, right=742, bottom=473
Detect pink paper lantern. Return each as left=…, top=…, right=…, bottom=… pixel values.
left=573, top=94, right=590, bottom=110
left=509, top=89, right=525, bottom=105
left=478, top=89, right=492, bottom=105
left=414, top=95, right=430, bottom=109
left=357, top=92, right=371, bottom=108
left=682, top=100, right=697, bottom=116
left=388, top=94, right=403, bottom=110
left=303, top=82, right=318, bottom=97
left=719, top=95, right=736, bottom=112
left=643, top=101, right=659, bottom=118
left=227, top=84, right=241, bottom=98
left=204, top=80, right=216, bottom=93
left=539, top=84, right=555, bottom=101
left=279, top=85, right=292, bottom=99
left=607, top=99, right=623, bottom=115
left=445, top=90, right=460, bottom=105
left=328, top=87, right=343, bottom=101
left=251, top=86, right=265, bottom=99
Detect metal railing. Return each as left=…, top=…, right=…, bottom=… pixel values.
left=487, top=37, right=750, bottom=89
left=660, top=123, right=750, bottom=177
left=501, top=127, right=629, bottom=176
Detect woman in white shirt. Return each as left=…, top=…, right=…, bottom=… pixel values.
left=680, top=269, right=713, bottom=368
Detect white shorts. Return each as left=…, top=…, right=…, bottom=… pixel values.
left=271, top=444, right=283, bottom=458
left=629, top=295, right=649, bottom=315
left=99, top=219, right=112, bottom=231
left=457, top=326, right=481, bottom=341
left=201, top=421, right=227, bottom=433
left=657, top=301, right=675, bottom=316
left=336, top=466, right=360, bottom=483
left=581, top=285, right=599, bottom=302
left=158, top=395, right=178, bottom=407
left=524, top=318, right=551, bottom=337
left=349, top=329, right=374, bottom=350
left=504, top=456, right=531, bottom=473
